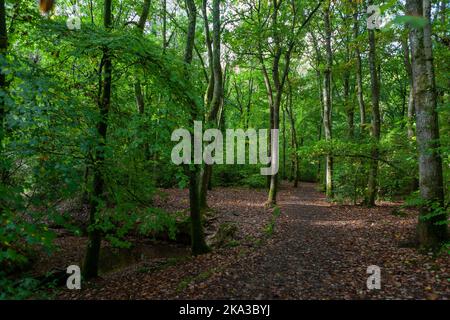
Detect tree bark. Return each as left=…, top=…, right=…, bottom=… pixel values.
left=134, top=0, right=151, bottom=160
left=401, top=36, right=415, bottom=139
left=0, top=0, right=7, bottom=164
left=261, top=1, right=322, bottom=203
left=365, top=0, right=381, bottom=207
left=343, top=70, right=353, bottom=139
left=199, top=0, right=223, bottom=210
left=353, top=5, right=366, bottom=132
left=323, top=2, right=333, bottom=199
left=287, top=81, right=299, bottom=187
left=162, top=0, right=167, bottom=52
left=407, top=0, right=448, bottom=248
left=343, top=12, right=353, bottom=139
left=266, top=1, right=283, bottom=205
left=83, top=0, right=113, bottom=280
left=184, top=0, right=209, bottom=255
left=202, top=0, right=214, bottom=107
left=282, top=106, right=286, bottom=180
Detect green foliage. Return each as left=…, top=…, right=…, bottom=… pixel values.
left=264, top=207, right=281, bottom=236
left=137, top=208, right=179, bottom=241
left=0, top=0, right=448, bottom=297
left=0, top=275, right=41, bottom=300
left=392, top=15, right=428, bottom=29
left=241, top=173, right=267, bottom=189
left=299, top=136, right=417, bottom=203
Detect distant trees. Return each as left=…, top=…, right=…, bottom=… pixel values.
left=253, top=1, right=323, bottom=205
left=0, top=1, right=447, bottom=290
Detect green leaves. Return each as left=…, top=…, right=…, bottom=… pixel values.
left=137, top=208, right=179, bottom=241
left=392, top=15, right=428, bottom=29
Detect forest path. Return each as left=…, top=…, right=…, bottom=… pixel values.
left=188, top=182, right=448, bottom=299
left=192, top=182, right=376, bottom=299
left=60, top=182, right=449, bottom=300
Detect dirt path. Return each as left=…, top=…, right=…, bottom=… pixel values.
left=59, top=183, right=449, bottom=300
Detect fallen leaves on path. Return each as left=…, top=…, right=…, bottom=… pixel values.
left=54, top=183, right=449, bottom=300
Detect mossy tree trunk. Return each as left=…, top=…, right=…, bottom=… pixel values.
left=83, top=0, right=113, bottom=280
left=353, top=3, right=366, bottom=132
left=407, top=0, right=448, bottom=248
left=365, top=0, right=381, bottom=207
left=200, top=0, right=223, bottom=211
left=0, top=0, right=7, bottom=181
left=323, top=2, right=334, bottom=199
left=184, top=0, right=209, bottom=255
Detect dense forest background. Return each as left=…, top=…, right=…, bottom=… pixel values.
left=0, top=0, right=448, bottom=299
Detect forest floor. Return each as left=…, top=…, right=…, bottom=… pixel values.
left=41, top=182, right=449, bottom=300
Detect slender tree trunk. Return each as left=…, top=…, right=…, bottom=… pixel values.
left=353, top=6, right=366, bottom=132
left=401, top=36, right=415, bottom=139
left=401, top=35, right=419, bottom=193
left=200, top=0, right=223, bottom=210
left=287, top=82, right=299, bottom=187
left=261, top=0, right=320, bottom=201
left=267, top=92, right=280, bottom=204
left=266, top=44, right=284, bottom=204
left=343, top=71, right=354, bottom=139
left=245, top=76, right=254, bottom=130
left=311, top=32, right=324, bottom=184
left=282, top=107, right=286, bottom=180
left=202, top=0, right=214, bottom=107
left=257, top=50, right=274, bottom=190
left=407, top=0, right=447, bottom=248
left=267, top=0, right=294, bottom=205
left=162, top=0, right=167, bottom=52
left=134, top=0, right=151, bottom=160
left=184, top=0, right=209, bottom=255
left=365, top=0, right=381, bottom=207
left=83, top=0, right=113, bottom=280
left=343, top=14, right=354, bottom=139
left=0, top=0, right=7, bottom=165
left=323, top=3, right=333, bottom=199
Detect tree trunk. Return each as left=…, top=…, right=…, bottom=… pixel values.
left=344, top=71, right=354, bottom=139
left=323, top=3, right=333, bottom=199
left=162, top=0, right=167, bottom=52
left=344, top=14, right=354, bottom=139
left=353, top=6, right=366, bottom=132
left=134, top=0, right=151, bottom=160
left=310, top=32, right=324, bottom=185
left=407, top=0, right=448, bottom=248
left=83, top=0, right=113, bottom=280
left=184, top=0, right=209, bottom=255
left=287, top=81, right=299, bottom=188
left=245, top=76, right=254, bottom=130
left=199, top=0, right=223, bottom=210
left=282, top=107, right=286, bottom=180
left=366, top=0, right=381, bottom=207
left=0, top=0, right=7, bottom=168
left=401, top=36, right=415, bottom=139
left=267, top=93, right=280, bottom=204
left=202, top=0, right=214, bottom=107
